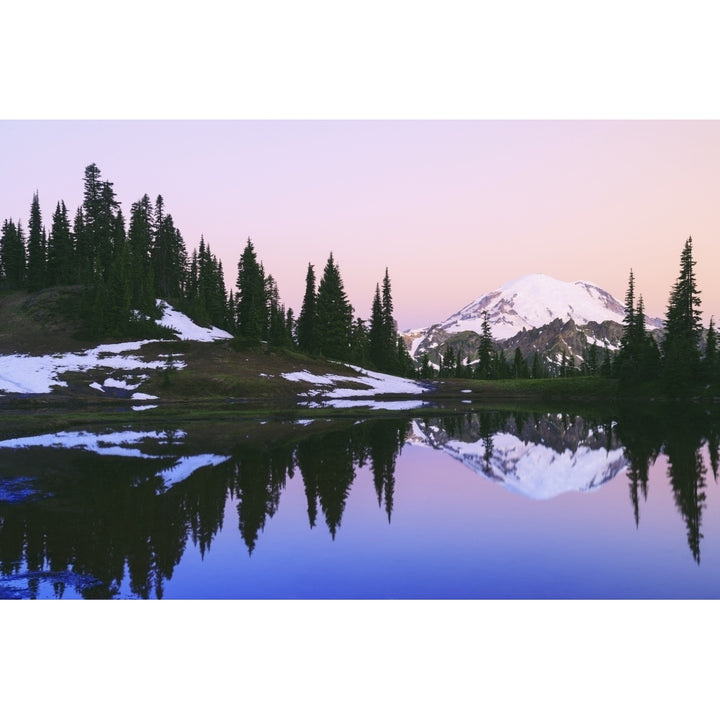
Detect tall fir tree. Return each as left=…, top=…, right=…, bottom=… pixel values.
left=369, top=283, right=385, bottom=368
left=0, top=219, right=26, bottom=289
left=662, top=237, right=702, bottom=393
left=315, top=252, right=353, bottom=360
left=80, top=163, right=119, bottom=283
left=235, top=238, right=267, bottom=341
left=296, top=263, right=318, bottom=354
left=26, top=192, right=46, bottom=291
left=703, top=318, right=718, bottom=385
left=151, top=195, right=187, bottom=299
left=476, top=311, right=494, bottom=379
left=127, top=194, right=157, bottom=316
left=46, top=201, right=74, bottom=286
left=380, top=268, right=400, bottom=374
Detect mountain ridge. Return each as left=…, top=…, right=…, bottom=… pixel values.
left=403, top=273, right=663, bottom=369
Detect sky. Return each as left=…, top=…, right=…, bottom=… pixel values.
left=2, top=119, right=720, bottom=331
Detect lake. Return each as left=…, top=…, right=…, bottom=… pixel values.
left=2, top=405, right=720, bottom=599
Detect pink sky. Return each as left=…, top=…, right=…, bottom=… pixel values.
left=2, top=120, right=719, bottom=331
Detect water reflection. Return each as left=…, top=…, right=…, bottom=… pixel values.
left=1, top=407, right=720, bottom=598
left=615, top=408, right=718, bottom=565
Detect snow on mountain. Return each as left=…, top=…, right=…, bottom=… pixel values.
left=440, top=274, right=627, bottom=340
left=408, top=274, right=663, bottom=343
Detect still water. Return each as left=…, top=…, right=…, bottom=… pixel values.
left=2, top=407, right=720, bottom=599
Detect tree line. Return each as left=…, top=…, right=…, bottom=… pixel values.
left=417, top=236, right=715, bottom=395
left=0, top=163, right=414, bottom=376
left=614, top=236, right=716, bottom=395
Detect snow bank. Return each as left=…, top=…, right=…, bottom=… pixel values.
left=281, top=366, right=425, bottom=400
left=0, top=300, right=228, bottom=395
left=158, top=301, right=232, bottom=342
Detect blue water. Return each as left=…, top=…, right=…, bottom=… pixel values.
left=2, top=410, right=719, bottom=599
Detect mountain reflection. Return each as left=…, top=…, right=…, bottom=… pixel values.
left=409, top=411, right=625, bottom=499
left=2, top=407, right=720, bottom=597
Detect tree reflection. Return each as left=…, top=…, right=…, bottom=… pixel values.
left=616, top=405, right=716, bottom=564
left=3, top=408, right=720, bottom=598
left=0, top=418, right=412, bottom=597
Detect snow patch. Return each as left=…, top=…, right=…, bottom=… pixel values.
left=0, top=301, right=226, bottom=395
left=157, top=301, right=232, bottom=342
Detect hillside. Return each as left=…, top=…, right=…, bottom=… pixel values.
left=0, top=288, right=428, bottom=409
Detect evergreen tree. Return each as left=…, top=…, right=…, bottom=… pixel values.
left=285, top=307, right=296, bottom=347
left=72, top=207, right=87, bottom=284
left=703, top=318, right=718, bottom=385
left=296, top=263, right=318, bottom=354
left=315, top=253, right=353, bottom=360
left=396, top=335, right=415, bottom=377
left=26, top=192, right=46, bottom=291
left=46, top=201, right=74, bottom=286
left=235, top=238, right=267, bottom=341
left=105, top=237, right=132, bottom=335
left=369, top=283, right=385, bottom=368
left=266, top=274, right=289, bottom=346
left=420, top=352, right=433, bottom=379
left=351, top=317, right=370, bottom=366
left=380, top=268, right=400, bottom=373
left=476, top=312, right=494, bottom=379
left=512, top=347, right=529, bottom=378
left=0, top=219, right=26, bottom=289
left=662, top=237, right=702, bottom=393
left=127, top=194, right=157, bottom=316
left=80, top=163, right=119, bottom=283
left=151, top=196, right=187, bottom=299
left=615, top=270, right=659, bottom=384
left=600, top=346, right=613, bottom=377
left=441, top=344, right=455, bottom=377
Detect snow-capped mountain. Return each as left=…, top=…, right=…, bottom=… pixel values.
left=442, top=274, right=629, bottom=340
left=405, top=273, right=663, bottom=363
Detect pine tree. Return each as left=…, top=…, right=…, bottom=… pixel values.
left=285, top=307, right=296, bottom=347
left=296, top=263, right=318, bottom=354
left=420, top=352, right=433, bottom=379
left=662, top=236, right=703, bottom=393
left=396, top=335, right=415, bottom=377
left=477, top=312, right=494, bottom=379
left=351, top=317, right=370, bottom=365
left=380, top=268, right=400, bottom=373
left=151, top=196, right=187, bottom=300
left=80, top=163, right=119, bottom=283
left=531, top=350, right=544, bottom=379
left=512, top=347, right=529, bottom=378
left=46, top=201, right=74, bottom=286
left=369, top=283, right=385, bottom=369
left=0, top=219, right=26, bottom=289
left=236, top=238, right=267, bottom=341
left=127, top=194, right=157, bottom=316
left=315, top=253, right=353, bottom=360
left=26, top=192, right=46, bottom=291
left=441, top=344, right=455, bottom=377
left=703, top=318, right=718, bottom=385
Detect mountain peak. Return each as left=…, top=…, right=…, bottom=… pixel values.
left=441, top=274, right=633, bottom=340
